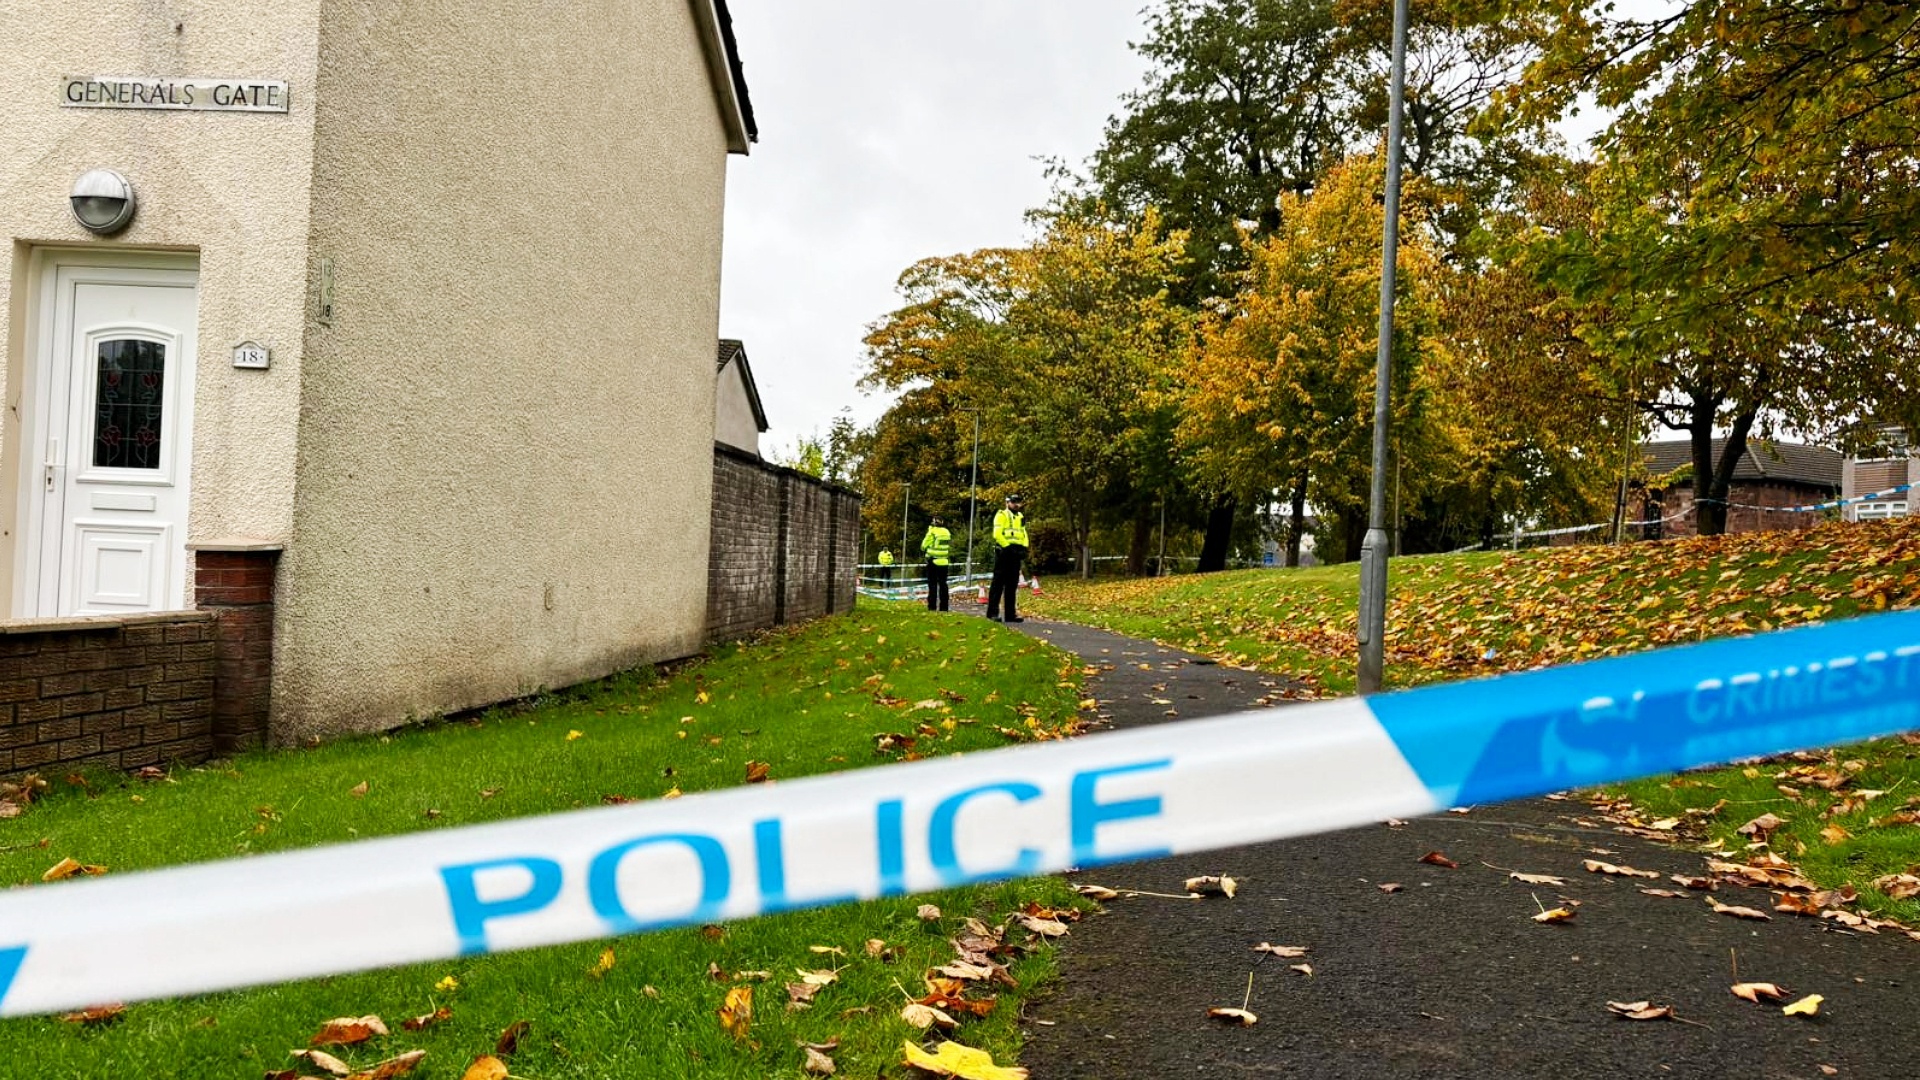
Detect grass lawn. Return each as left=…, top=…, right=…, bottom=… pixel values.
left=1028, top=517, right=1920, bottom=923
left=0, top=608, right=1084, bottom=1079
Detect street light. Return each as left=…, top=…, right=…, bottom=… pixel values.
left=1357, top=0, right=1410, bottom=694
left=963, top=411, right=981, bottom=591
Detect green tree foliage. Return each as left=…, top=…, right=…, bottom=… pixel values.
left=861, top=211, right=1192, bottom=577
left=1490, top=0, right=1920, bottom=533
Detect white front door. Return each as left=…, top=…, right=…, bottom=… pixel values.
left=21, top=257, right=198, bottom=616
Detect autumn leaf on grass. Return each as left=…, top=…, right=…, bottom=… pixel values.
left=589, top=948, right=615, bottom=979
left=900, top=1002, right=958, bottom=1030
left=434, top=975, right=460, bottom=993
left=1184, top=875, right=1237, bottom=898
left=788, top=981, right=824, bottom=1009
left=1707, top=897, right=1773, bottom=921
left=1873, top=873, right=1920, bottom=900
left=1606, top=1000, right=1675, bottom=1021
left=745, top=761, right=772, bottom=784
left=41, top=857, right=107, bottom=882
left=802, top=1044, right=838, bottom=1074
left=1015, top=912, right=1070, bottom=937
left=1419, top=851, right=1459, bottom=869
left=1782, top=994, right=1823, bottom=1017
left=494, top=1019, right=530, bottom=1057
left=901, top=1039, right=1029, bottom=1079
left=1583, top=859, right=1660, bottom=879
left=349, top=781, right=369, bottom=798
left=917, top=904, right=943, bottom=921
left=1738, top=813, right=1786, bottom=838
left=1730, top=982, right=1788, bottom=1004
left=1253, top=943, right=1308, bottom=959
left=346, top=1049, right=426, bottom=1079
left=58, top=1004, right=126, bottom=1025
left=311, top=1015, right=389, bottom=1046
left=718, top=985, right=753, bottom=1039
left=401, top=1007, right=451, bottom=1032
left=291, top=1048, right=353, bottom=1076
left=459, top=1057, right=509, bottom=1080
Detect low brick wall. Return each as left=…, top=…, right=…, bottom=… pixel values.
left=707, top=443, right=861, bottom=642
left=0, top=613, right=217, bottom=778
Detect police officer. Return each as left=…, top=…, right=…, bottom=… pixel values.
left=920, top=515, right=953, bottom=611
left=987, top=494, right=1029, bottom=623
left=876, top=547, right=894, bottom=588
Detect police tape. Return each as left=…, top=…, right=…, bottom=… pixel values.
left=3, top=612, right=1919, bottom=1017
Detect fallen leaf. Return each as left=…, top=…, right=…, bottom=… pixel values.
left=1288, top=963, right=1314, bottom=977
left=1707, top=898, right=1774, bottom=921
left=1206, top=1006, right=1259, bottom=1025
left=808, top=944, right=846, bottom=956
left=718, top=985, right=753, bottom=1039
left=802, top=1045, right=837, bottom=1074
left=787, top=981, right=823, bottom=1007
left=1419, top=851, right=1459, bottom=869
left=1738, top=813, right=1785, bottom=837
left=1606, top=1000, right=1675, bottom=1021
left=1184, top=875, right=1237, bottom=898
left=900, top=1001, right=957, bottom=1030
left=349, top=781, right=369, bottom=798
left=1015, top=913, right=1070, bottom=937
left=1533, top=906, right=1579, bottom=924
left=1507, top=872, right=1567, bottom=886
left=918, top=904, right=943, bottom=921
left=1253, top=943, right=1308, bottom=958
left=1583, top=859, right=1660, bottom=879
left=745, top=761, right=771, bottom=784
left=459, top=1057, right=510, bottom=1080
left=566, top=729, right=584, bottom=741
left=434, top=975, right=460, bottom=993
left=1072, top=884, right=1119, bottom=901
left=1670, top=874, right=1714, bottom=891
left=401, top=1007, right=451, bottom=1031
left=58, top=1004, right=126, bottom=1025
left=291, top=1048, right=353, bottom=1076
left=590, top=948, right=615, bottom=979
left=346, top=1049, right=426, bottom=1079
left=1378, top=882, right=1403, bottom=893
left=1782, top=994, right=1823, bottom=1017
left=864, top=938, right=890, bottom=958
left=1730, top=982, right=1787, bottom=1003
left=311, top=1015, right=389, bottom=1046
left=1872, top=872, right=1920, bottom=900
left=41, top=857, right=107, bottom=882
left=1637, top=888, right=1687, bottom=898
left=494, top=1019, right=530, bottom=1057
left=901, top=1039, right=1029, bottom=1078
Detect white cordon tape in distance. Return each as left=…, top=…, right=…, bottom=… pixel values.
left=2, top=612, right=1918, bottom=1016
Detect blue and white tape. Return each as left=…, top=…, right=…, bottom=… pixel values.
left=2, top=612, right=1917, bottom=1017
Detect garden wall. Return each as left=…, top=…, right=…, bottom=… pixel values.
left=707, top=443, right=860, bottom=641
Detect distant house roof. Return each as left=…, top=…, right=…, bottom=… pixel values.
left=1643, top=438, right=1843, bottom=489
left=717, top=338, right=769, bottom=432
left=696, top=0, right=759, bottom=154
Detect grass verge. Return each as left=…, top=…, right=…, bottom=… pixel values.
left=0, top=608, right=1083, bottom=1079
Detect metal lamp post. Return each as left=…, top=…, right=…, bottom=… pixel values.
left=963, top=411, right=981, bottom=592
left=1357, top=0, right=1410, bottom=694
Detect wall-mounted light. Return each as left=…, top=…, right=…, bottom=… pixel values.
left=70, top=169, right=136, bottom=234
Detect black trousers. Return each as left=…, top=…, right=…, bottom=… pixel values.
left=925, top=563, right=950, bottom=610
left=988, top=545, right=1025, bottom=620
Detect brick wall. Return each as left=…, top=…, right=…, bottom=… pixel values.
left=707, top=443, right=861, bottom=642
left=192, top=546, right=280, bottom=754
left=1640, top=480, right=1833, bottom=539
left=0, top=613, right=217, bottom=778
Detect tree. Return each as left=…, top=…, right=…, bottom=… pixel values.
left=1487, top=0, right=1920, bottom=532
left=1087, top=0, right=1554, bottom=566
left=1179, top=154, right=1446, bottom=562
left=861, top=211, right=1191, bottom=577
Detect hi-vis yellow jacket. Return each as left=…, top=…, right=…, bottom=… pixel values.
left=992, top=508, right=1028, bottom=549
left=920, top=526, right=952, bottom=566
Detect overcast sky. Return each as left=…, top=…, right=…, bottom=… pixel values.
left=717, top=2, right=1151, bottom=456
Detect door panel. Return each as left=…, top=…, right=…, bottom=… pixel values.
left=20, top=259, right=198, bottom=617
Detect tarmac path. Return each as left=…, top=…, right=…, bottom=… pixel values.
left=993, top=614, right=1920, bottom=1080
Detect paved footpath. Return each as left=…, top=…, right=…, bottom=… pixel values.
left=992, top=615, right=1920, bottom=1080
